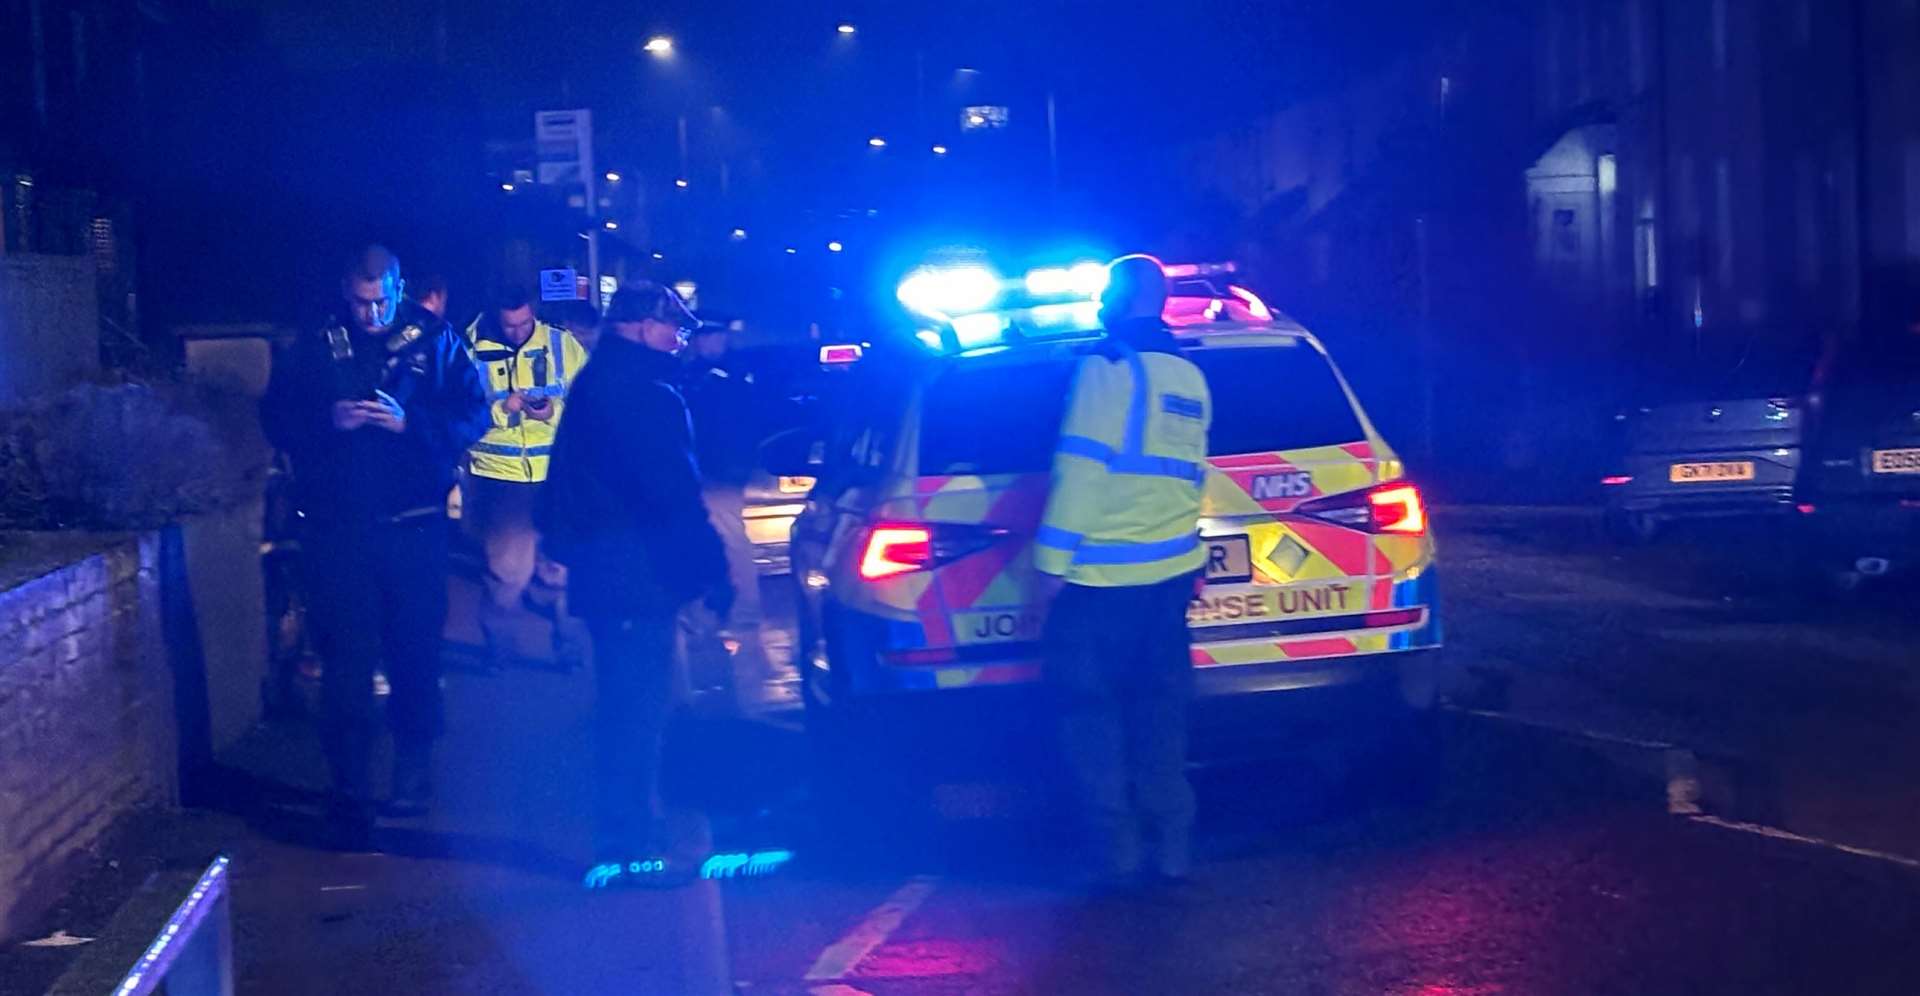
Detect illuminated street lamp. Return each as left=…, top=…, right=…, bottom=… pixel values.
left=931, top=144, right=948, bottom=156
left=651, top=251, right=666, bottom=260
left=644, top=35, right=674, bottom=57
left=784, top=247, right=798, bottom=254
left=836, top=22, right=856, bottom=35
left=867, top=136, right=887, bottom=149
left=730, top=228, right=748, bottom=241
left=674, top=177, right=689, bottom=189
left=603, top=220, right=619, bottom=231
left=500, top=182, right=515, bottom=192
left=826, top=240, right=844, bottom=253
left=604, top=170, right=622, bottom=183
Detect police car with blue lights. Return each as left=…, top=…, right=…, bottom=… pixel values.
left=762, top=256, right=1443, bottom=787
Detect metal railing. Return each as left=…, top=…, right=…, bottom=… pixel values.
left=111, top=855, right=233, bottom=996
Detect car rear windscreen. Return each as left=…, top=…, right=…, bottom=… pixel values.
left=917, top=343, right=1365, bottom=475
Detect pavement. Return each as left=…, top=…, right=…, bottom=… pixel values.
left=9, top=505, right=1920, bottom=995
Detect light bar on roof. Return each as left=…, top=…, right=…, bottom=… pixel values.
left=819, top=343, right=865, bottom=365
left=897, top=265, right=1001, bottom=317
left=1024, top=261, right=1109, bottom=298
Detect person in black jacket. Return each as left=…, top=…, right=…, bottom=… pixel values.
left=260, top=245, right=489, bottom=849
left=538, top=282, right=732, bottom=874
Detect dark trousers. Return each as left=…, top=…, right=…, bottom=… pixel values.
left=1043, top=573, right=1198, bottom=877
left=301, top=516, right=450, bottom=803
left=586, top=613, right=682, bottom=857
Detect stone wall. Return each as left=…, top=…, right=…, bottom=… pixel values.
left=0, top=254, right=99, bottom=404
left=0, top=534, right=175, bottom=942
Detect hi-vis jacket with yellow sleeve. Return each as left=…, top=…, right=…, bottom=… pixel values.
left=466, top=317, right=591, bottom=483
left=1034, top=324, right=1212, bottom=586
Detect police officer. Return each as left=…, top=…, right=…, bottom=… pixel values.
left=260, top=246, right=489, bottom=849
left=464, top=286, right=591, bottom=665
left=1034, top=254, right=1212, bottom=891
left=538, top=283, right=732, bottom=877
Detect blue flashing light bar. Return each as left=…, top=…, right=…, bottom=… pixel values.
left=1023, top=261, right=1108, bottom=298
left=897, top=265, right=1001, bottom=317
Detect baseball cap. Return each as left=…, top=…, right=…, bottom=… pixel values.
left=605, top=282, right=697, bottom=328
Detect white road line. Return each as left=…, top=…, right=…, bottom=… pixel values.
left=804, top=876, right=939, bottom=982
left=1687, top=815, right=1920, bottom=872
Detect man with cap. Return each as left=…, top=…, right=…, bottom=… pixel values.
left=1033, top=254, right=1212, bottom=891
left=538, top=283, right=733, bottom=877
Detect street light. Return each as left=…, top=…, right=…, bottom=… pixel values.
left=500, top=182, right=515, bottom=192
left=826, top=240, right=844, bottom=253
left=784, top=247, right=798, bottom=254
left=674, top=177, right=689, bottom=188
left=651, top=251, right=666, bottom=260
left=603, top=220, right=619, bottom=231
left=836, top=22, right=856, bottom=35
left=730, top=228, right=747, bottom=241
left=867, top=136, right=887, bottom=148
left=931, top=144, right=948, bottom=156
left=604, top=170, right=622, bottom=183
left=644, top=35, right=674, bottom=56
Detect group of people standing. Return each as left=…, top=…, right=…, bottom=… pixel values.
left=261, top=245, right=746, bottom=869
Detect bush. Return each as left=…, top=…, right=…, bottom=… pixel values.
left=0, top=379, right=267, bottom=532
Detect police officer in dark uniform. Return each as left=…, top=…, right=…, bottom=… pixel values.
left=260, top=245, right=489, bottom=849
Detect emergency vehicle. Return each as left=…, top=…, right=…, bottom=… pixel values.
left=765, top=259, right=1442, bottom=769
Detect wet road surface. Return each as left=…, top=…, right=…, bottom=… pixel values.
left=14, top=505, right=1920, bottom=995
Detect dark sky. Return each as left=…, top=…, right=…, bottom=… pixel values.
left=134, top=0, right=1474, bottom=326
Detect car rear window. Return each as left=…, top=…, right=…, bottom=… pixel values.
left=1190, top=344, right=1364, bottom=454
left=919, top=361, right=1073, bottom=475
left=916, top=342, right=1366, bottom=475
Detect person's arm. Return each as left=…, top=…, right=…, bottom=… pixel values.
left=625, top=382, right=730, bottom=596
left=389, top=329, right=490, bottom=461
left=1034, top=357, right=1117, bottom=579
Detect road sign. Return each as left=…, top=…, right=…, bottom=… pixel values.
left=539, top=268, right=579, bottom=302
left=535, top=109, right=595, bottom=189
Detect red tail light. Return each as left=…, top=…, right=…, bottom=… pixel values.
left=856, top=521, right=1009, bottom=581
left=1369, top=484, right=1426, bottom=534
left=859, top=525, right=932, bottom=580
left=1298, top=482, right=1429, bottom=536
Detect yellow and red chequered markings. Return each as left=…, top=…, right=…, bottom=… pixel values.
left=1190, top=631, right=1394, bottom=668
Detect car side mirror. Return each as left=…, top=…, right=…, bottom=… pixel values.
left=760, top=428, right=823, bottom=478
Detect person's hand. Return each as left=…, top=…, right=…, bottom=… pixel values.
left=331, top=399, right=371, bottom=431
left=502, top=393, right=526, bottom=414
left=365, top=391, right=406, bottom=434
left=524, top=397, right=555, bottom=422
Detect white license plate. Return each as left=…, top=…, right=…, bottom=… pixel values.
left=1669, top=461, right=1755, bottom=483
left=1871, top=448, right=1920, bottom=475
left=1204, top=535, right=1252, bottom=583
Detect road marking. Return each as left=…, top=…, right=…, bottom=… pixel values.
left=319, top=884, right=368, bottom=892
left=808, top=986, right=875, bottom=996
left=1687, top=815, right=1920, bottom=871
left=804, top=876, right=939, bottom=981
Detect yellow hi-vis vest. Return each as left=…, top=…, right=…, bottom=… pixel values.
left=1034, top=343, right=1212, bottom=586
left=467, top=318, right=590, bottom=483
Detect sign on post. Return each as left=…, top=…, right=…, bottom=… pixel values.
left=539, top=268, right=580, bottom=302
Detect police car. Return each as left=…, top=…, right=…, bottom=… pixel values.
left=766, top=260, right=1442, bottom=771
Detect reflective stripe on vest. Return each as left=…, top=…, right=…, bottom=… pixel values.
left=1056, top=433, right=1206, bottom=485
left=472, top=442, right=553, bottom=458
left=1035, top=526, right=1198, bottom=565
